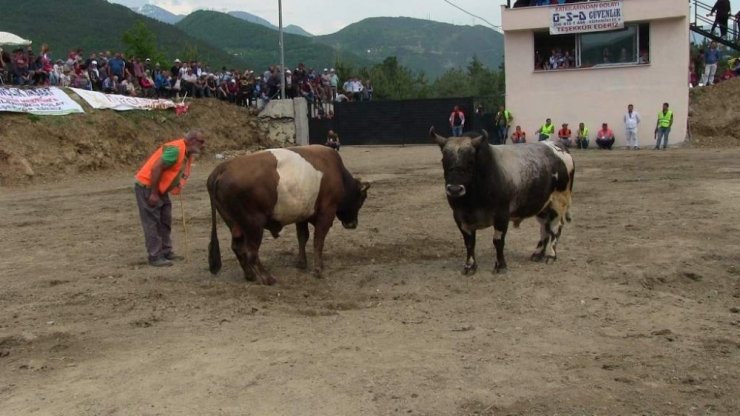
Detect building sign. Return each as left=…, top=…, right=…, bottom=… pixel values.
left=0, top=87, right=84, bottom=115
left=71, top=88, right=176, bottom=111
left=550, top=0, right=624, bottom=35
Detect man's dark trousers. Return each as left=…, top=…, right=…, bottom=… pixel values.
left=135, top=184, right=172, bottom=262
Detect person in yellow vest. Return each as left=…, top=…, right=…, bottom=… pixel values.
left=134, top=129, right=206, bottom=267
left=494, top=105, right=513, bottom=145
left=576, top=122, right=590, bottom=149
left=535, top=118, right=555, bottom=141
left=654, top=102, right=674, bottom=150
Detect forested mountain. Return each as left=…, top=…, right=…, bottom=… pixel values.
left=316, top=17, right=504, bottom=79
left=1, top=1, right=504, bottom=80
left=175, top=11, right=370, bottom=71
left=227, top=11, right=313, bottom=37
left=0, top=0, right=247, bottom=69
left=131, top=4, right=184, bottom=24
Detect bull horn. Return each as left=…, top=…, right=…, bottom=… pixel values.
left=360, top=181, right=371, bottom=192
left=429, top=126, right=447, bottom=147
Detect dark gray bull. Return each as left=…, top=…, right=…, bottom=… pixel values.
left=430, top=127, right=575, bottom=273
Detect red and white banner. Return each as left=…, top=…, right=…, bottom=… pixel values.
left=71, top=88, right=176, bottom=111
left=0, top=87, right=84, bottom=115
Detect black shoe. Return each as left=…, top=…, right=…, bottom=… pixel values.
left=149, top=257, right=173, bottom=267
left=164, top=252, right=185, bottom=261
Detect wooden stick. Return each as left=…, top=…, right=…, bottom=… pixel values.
left=178, top=194, right=190, bottom=263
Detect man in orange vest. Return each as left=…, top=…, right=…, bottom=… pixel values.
left=134, top=129, right=206, bottom=267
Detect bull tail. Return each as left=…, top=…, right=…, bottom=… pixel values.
left=207, top=175, right=222, bottom=275
left=565, top=157, right=575, bottom=223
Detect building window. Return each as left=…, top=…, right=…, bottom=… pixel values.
left=534, top=23, right=649, bottom=71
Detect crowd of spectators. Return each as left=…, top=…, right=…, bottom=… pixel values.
left=0, top=44, right=373, bottom=117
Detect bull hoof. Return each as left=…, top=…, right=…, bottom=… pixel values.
left=530, top=252, right=545, bottom=262
left=462, top=263, right=477, bottom=275
left=296, top=259, right=307, bottom=270
left=260, top=275, right=277, bottom=285
left=313, top=269, right=323, bottom=279
left=494, top=263, right=507, bottom=273
left=244, top=272, right=257, bottom=282
left=544, top=255, right=557, bottom=264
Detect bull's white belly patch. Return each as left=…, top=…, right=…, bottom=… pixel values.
left=268, top=149, right=323, bottom=224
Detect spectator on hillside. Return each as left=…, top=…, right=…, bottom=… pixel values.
left=206, top=74, right=218, bottom=99
left=700, top=41, right=720, bottom=86
left=155, top=70, right=171, bottom=97
left=140, top=71, right=155, bottom=97
left=121, top=75, right=137, bottom=96
left=227, top=79, right=239, bottom=103
left=37, top=43, right=52, bottom=86
left=293, top=63, right=306, bottom=85
left=108, top=52, right=126, bottom=80
left=59, top=69, right=72, bottom=88
left=329, top=68, right=339, bottom=100
left=103, top=74, right=118, bottom=94
left=335, top=90, right=349, bottom=102
left=300, top=79, right=316, bottom=104
left=88, top=60, right=102, bottom=91
left=12, top=48, right=30, bottom=85
left=180, top=67, right=198, bottom=97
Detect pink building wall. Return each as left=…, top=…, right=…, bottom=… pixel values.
left=502, top=0, right=689, bottom=147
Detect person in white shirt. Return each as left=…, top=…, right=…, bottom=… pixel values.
left=623, top=104, right=641, bottom=150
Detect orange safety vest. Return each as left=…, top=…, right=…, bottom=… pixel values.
left=135, top=138, right=191, bottom=195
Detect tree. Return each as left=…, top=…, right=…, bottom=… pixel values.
left=122, top=21, right=162, bottom=62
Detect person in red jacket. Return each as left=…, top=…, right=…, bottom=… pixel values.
left=557, top=123, right=573, bottom=148
left=449, top=105, right=465, bottom=137
left=134, top=130, right=206, bottom=266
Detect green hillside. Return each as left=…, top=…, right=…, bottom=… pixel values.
left=316, top=17, right=504, bottom=79
left=0, top=0, right=247, bottom=69
left=175, top=11, right=371, bottom=71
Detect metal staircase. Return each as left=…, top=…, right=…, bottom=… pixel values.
left=690, top=0, right=740, bottom=50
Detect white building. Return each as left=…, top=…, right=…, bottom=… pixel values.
left=502, top=0, right=689, bottom=147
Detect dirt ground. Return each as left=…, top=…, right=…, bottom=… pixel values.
left=1, top=145, right=739, bottom=415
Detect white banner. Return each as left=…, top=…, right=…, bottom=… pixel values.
left=550, top=1, right=624, bottom=35
left=0, top=87, right=84, bottom=115
left=70, top=88, right=176, bottom=111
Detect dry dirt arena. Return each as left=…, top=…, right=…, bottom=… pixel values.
left=1, top=145, right=739, bottom=416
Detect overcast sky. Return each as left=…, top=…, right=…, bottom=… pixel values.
left=109, top=1, right=740, bottom=36
left=109, top=0, right=505, bottom=35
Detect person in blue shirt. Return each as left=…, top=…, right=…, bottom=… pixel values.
left=700, top=42, right=721, bottom=86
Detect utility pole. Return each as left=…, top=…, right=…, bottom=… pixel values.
left=279, top=0, right=286, bottom=100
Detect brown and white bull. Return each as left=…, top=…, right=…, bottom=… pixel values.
left=207, top=145, right=370, bottom=285
left=430, top=127, right=575, bottom=274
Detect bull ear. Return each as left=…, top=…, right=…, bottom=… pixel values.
left=429, top=126, right=447, bottom=147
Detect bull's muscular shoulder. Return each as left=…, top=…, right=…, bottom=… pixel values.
left=289, top=145, right=343, bottom=174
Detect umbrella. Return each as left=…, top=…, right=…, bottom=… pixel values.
left=0, top=31, right=32, bottom=46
